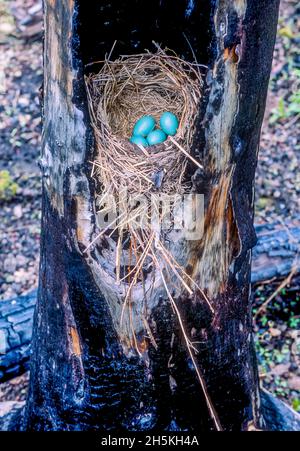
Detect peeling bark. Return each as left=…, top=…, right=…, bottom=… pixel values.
left=22, top=0, right=280, bottom=431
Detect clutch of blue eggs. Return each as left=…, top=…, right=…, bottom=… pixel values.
left=129, top=112, right=179, bottom=148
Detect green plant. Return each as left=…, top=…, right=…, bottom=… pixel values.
left=289, top=316, right=300, bottom=329
left=0, top=170, right=18, bottom=200
left=270, top=69, right=300, bottom=124
left=292, top=398, right=300, bottom=412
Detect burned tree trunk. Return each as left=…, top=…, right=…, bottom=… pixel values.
left=22, top=0, right=280, bottom=431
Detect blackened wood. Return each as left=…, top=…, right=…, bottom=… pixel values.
left=261, top=389, right=300, bottom=432
left=4, top=392, right=300, bottom=432
left=0, top=402, right=25, bottom=431
left=252, top=221, right=300, bottom=283
left=0, top=291, right=35, bottom=383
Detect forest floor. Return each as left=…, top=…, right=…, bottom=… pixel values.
left=0, top=0, right=299, bottom=413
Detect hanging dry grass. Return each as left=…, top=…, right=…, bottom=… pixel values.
left=84, top=49, right=222, bottom=430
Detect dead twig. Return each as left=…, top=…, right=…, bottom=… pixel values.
left=254, top=264, right=298, bottom=323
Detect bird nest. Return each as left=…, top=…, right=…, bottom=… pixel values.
left=85, top=49, right=203, bottom=197
left=84, top=49, right=206, bottom=284
left=84, top=48, right=208, bottom=288
left=85, top=48, right=206, bottom=276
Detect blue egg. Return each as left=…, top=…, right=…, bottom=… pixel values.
left=130, top=135, right=149, bottom=148
left=133, top=115, right=156, bottom=137
left=160, top=112, right=179, bottom=136
left=147, top=129, right=167, bottom=146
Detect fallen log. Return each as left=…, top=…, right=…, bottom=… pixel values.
left=261, top=389, right=300, bottom=431
left=0, top=401, right=25, bottom=432
left=252, top=222, right=300, bottom=284
left=0, top=291, right=35, bottom=382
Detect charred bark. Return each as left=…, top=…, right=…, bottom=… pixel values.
left=22, top=0, right=280, bottom=431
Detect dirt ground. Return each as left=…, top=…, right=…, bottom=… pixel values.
left=0, top=0, right=299, bottom=414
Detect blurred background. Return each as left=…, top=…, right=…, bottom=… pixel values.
left=0, top=0, right=299, bottom=414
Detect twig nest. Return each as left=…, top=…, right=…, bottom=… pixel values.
left=85, top=49, right=202, bottom=196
